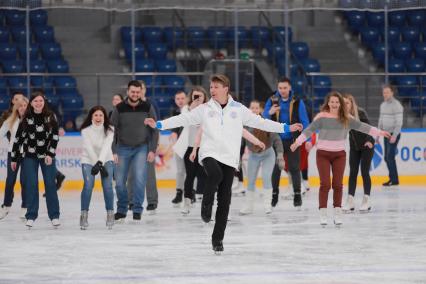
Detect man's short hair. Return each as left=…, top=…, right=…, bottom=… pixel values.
left=175, top=90, right=186, bottom=97
left=128, top=80, right=143, bottom=89
left=277, top=76, right=291, bottom=85
left=210, top=74, right=230, bottom=88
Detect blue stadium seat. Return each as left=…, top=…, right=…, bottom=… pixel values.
left=55, top=76, right=77, bottom=95
left=407, top=10, right=425, bottom=26
left=163, top=76, right=185, bottom=93
left=135, top=59, right=155, bottom=72
left=360, top=27, right=380, bottom=49
left=7, top=76, right=27, bottom=91
left=401, top=26, right=421, bottom=43
left=207, top=26, right=227, bottom=49
left=291, top=76, right=307, bottom=94
left=396, top=75, right=418, bottom=98
left=414, top=42, right=426, bottom=60
left=33, top=26, right=55, bottom=43
left=30, top=10, right=48, bottom=26
left=312, top=76, right=332, bottom=97
left=227, top=26, right=250, bottom=48
left=146, top=43, right=168, bottom=60
left=31, top=76, right=53, bottom=88
left=47, top=60, right=69, bottom=73
left=142, top=27, right=163, bottom=43
left=156, top=59, right=176, bottom=72
left=40, top=42, right=62, bottom=60
left=366, top=12, right=384, bottom=28
left=345, top=11, right=366, bottom=34
left=290, top=42, right=309, bottom=60
left=265, top=43, right=285, bottom=62
left=120, top=26, right=143, bottom=43
left=152, top=95, right=173, bottom=119
left=0, top=97, right=9, bottom=111
left=405, top=58, right=425, bottom=73
left=61, top=95, right=84, bottom=112
left=137, top=76, right=162, bottom=95
left=273, top=26, right=293, bottom=43
left=0, top=10, right=4, bottom=26
left=163, top=27, right=184, bottom=49
left=2, top=60, right=25, bottom=73
left=0, top=78, right=7, bottom=95
left=372, top=43, right=390, bottom=66
left=392, top=42, right=412, bottom=60
left=388, top=59, right=405, bottom=79
left=18, top=43, right=39, bottom=60
left=0, top=27, right=10, bottom=43
left=410, top=92, right=426, bottom=116
left=250, top=26, right=270, bottom=49
left=30, top=59, right=46, bottom=72
left=276, top=60, right=299, bottom=77
left=187, top=26, right=205, bottom=49
left=5, top=10, right=25, bottom=26
left=123, top=43, right=145, bottom=62
left=302, top=58, right=321, bottom=73
left=338, top=0, right=359, bottom=8
left=389, top=11, right=407, bottom=27
left=0, top=43, right=17, bottom=60
left=381, top=26, right=400, bottom=44
left=11, top=27, right=32, bottom=44
left=45, top=92, right=60, bottom=110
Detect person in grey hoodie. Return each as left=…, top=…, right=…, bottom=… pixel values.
left=378, top=85, right=403, bottom=187
left=111, top=80, right=159, bottom=222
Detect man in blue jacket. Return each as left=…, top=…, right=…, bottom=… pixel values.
left=263, top=77, right=310, bottom=208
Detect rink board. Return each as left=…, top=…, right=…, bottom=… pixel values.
left=1, top=129, right=425, bottom=190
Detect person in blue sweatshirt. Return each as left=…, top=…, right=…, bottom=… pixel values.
left=263, top=76, right=310, bottom=208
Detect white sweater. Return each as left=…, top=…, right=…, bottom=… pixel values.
left=160, top=96, right=288, bottom=169
left=0, top=117, right=20, bottom=152
left=81, top=124, right=114, bottom=165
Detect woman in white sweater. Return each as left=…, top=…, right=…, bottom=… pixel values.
left=79, top=106, right=115, bottom=230
left=0, top=97, right=28, bottom=220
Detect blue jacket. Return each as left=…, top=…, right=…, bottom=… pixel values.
left=263, top=90, right=310, bottom=140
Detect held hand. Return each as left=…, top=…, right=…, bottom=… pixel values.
left=289, top=123, right=303, bottom=132
left=255, top=140, right=266, bottom=151
left=11, top=162, right=17, bottom=171
left=147, top=151, right=155, bottom=163
left=144, top=118, right=157, bottom=128
left=268, top=105, right=280, bottom=116
left=381, top=131, right=392, bottom=139
left=276, top=156, right=285, bottom=170
left=189, top=100, right=200, bottom=110
left=45, top=156, right=53, bottom=165
left=113, top=154, right=119, bottom=164
left=290, top=142, right=299, bottom=152
left=91, top=161, right=102, bottom=176
left=189, top=150, right=197, bottom=162
left=305, top=141, right=313, bottom=152
left=364, top=141, right=374, bottom=149
left=389, top=135, right=397, bottom=144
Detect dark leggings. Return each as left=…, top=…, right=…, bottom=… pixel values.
left=3, top=153, right=26, bottom=208
left=202, top=157, right=235, bottom=242
left=301, top=169, right=308, bottom=181
left=183, top=147, right=206, bottom=198
left=348, top=147, right=374, bottom=196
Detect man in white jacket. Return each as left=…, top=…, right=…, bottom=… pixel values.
left=145, top=74, right=303, bottom=253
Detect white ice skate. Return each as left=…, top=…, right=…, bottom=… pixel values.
left=26, top=219, right=34, bottom=229
left=20, top=208, right=27, bottom=220
left=51, top=218, right=61, bottom=228
left=263, top=189, right=272, bottom=215
left=319, top=208, right=328, bottom=227
left=181, top=198, right=191, bottom=215
left=239, top=191, right=255, bottom=215
left=0, top=206, right=10, bottom=220
left=334, top=207, right=343, bottom=227
left=302, top=179, right=310, bottom=192
left=359, top=195, right=371, bottom=213
left=343, top=195, right=355, bottom=213
left=106, top=210, right=114, bottom=229
left=80, top=211, right=88, bottom=230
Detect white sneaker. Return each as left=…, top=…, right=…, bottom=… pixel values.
left=26, top=219, right=34, bottom=228
left=319, top=208, right=328, bottom=227
left=359, top=195, right=371, bottom=213
left=51, top=219, right=61, bottom=228
left=0, top=205, right=10, bottom=220
left=334, top=207, right=343, bottom=226
left=20, top=208, right=27, bottom=220
left=239, top=191, right=255, bottom=215
left=343, top=195, right=355, bottom=213
left=232, top=182, right=245, bottom=195
left=181, top=198, right=191, bottom=215
left=302, top=179, right=310, bottom=191
left=263, top=189, right=272, bottom=215
left=231, top=176, right=239, bottom=190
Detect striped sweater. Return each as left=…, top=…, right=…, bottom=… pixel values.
left=378, top=97, right=403, bottom=138
left=294, top=112, right=381, bottom=152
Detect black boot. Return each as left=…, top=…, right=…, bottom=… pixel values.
left=293, top=193, right=302, bottom=207
left=191, top=190, right=196, bottom=204
left=56, top=172, right=66, bottom=190
left=201, top=200, right=213, bottom=223
left=271, top=191, right=279, bottom=207
left=212, top=240, right=224, bottom=254
left=172, top=189, right=183, bottom=204
left=114, top=212, right=126, bottom=221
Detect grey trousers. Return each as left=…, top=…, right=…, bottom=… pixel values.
left=128, top=161, right=158, bottom=205
left=175, top=153, right=186, bottom=190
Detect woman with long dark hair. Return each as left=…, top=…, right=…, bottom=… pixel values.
left=291, top=92, right=390, bottom=227
left=11, top=91, right=60, bottom=228
left=0, top=97, right=28, bottom=220
left=79, top=106, right=115, bottom=230
left=342, top=94, right=375, bottom=213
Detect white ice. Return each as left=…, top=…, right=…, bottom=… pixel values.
left=1, top=186, right=426, bottom=284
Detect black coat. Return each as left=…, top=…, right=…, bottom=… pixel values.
left=349, top=108, right=375, bottom=151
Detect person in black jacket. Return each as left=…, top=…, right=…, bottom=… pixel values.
left=342, top=94, right=375, bottom=213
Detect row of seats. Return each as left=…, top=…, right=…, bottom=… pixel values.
left=0, top=9, right=48, bottom=27
left=0, top=59, right=69, bottom=73
left=339, top=0, right=423, bottom=9
left=0, top=42, right=63, bottom=60
left=372, top=42, right=426, bottom=65
left=0, top=25, right=56, bottom=43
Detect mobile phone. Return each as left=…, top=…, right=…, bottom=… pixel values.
left=194, top=94, right=200, bottom=100
left=271, top=97, right=279, bottom=106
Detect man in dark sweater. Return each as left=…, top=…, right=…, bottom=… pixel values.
left=111, top=80, right=159, bottom=221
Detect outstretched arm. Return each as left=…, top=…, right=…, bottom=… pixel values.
left=242, top=129, right=265, bottom=151
left=145, top=105, right=204, bottom=130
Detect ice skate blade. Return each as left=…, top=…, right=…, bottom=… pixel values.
left=343, top=208, right=355, bottom=214
left=232, top=192, right=245, bottom=197
left=80, top=226, right=87, bottom=230
left=115, top=219, right=125, bottom=224
left=320, top=224, right=327, bottom=228
left=295, top=206, right=302, bottom=211
left=334, top=222, right=342, bottom=228
left=214, top=251, right=222, bottom=255
left=107, top=225, right=113, bottom=230
left=173, top=203, right=182, bottom=208
left=147, top=210, right=156, bottom=216
left=359, top=208, right=371, bottom=214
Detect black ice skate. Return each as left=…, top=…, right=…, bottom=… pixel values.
left=212, top=240, right=224, bottom=255
left=172, top=189, right=183, bottom=207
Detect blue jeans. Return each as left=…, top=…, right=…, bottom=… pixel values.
left=247, top=147, right=276, bottom=191
left=3, top=153, right=26, bottom=208
left=81, top=161, right=114, bottom=211
left=384, top=134, right=400, bottom=183
left=23, top=157, right=59, bottom=221
left=115, top=144, right=148, bottom=214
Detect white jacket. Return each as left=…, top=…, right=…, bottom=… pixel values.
left=81, top=124, right=114, bottom=165
left=0, top=117, right=20, bottom=152
left=160, top=96, right=288, bottom=169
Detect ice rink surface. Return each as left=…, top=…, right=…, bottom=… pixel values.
left=1, top=186, right=425, bottom=284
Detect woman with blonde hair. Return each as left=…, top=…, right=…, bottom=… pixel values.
left=291, top=92, right=390, bottom=227
left=342, top=94, right=375, bottom=213
left=0, top=97, right=29, bottom=220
